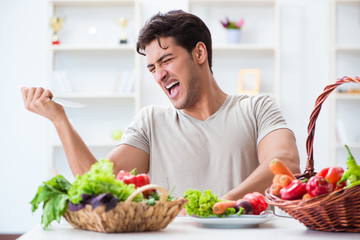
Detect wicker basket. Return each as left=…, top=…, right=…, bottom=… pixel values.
left=265, top=76, right=360, bottom=232
left=64, top=184, right=188, bottom=233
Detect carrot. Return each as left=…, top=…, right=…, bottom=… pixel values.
left=302, top=193, right=312, bottom=201
left=269, top=159, right=296, bottom=180
left=212, top=201, right=238, bottom=215
left=270, top=183, right=282, bottom=197
left=278, top=174, right=293, bottom=187
left=272, top=174, right=282, bottom=184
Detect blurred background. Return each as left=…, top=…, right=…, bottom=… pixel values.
left=1, top=0, right=359, bottom=235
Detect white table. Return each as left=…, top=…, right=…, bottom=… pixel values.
left=18, top=215, right=359, bottom=240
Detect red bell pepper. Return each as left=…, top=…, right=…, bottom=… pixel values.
left=316, top=167, right=346, bottom=190
left=306, top=176, right=333, bottom=197
left=116, top=168, right=154, bottom=197
left=242, top=192, right=268, bottom=215
left=280, top=179, right=307, bottom=200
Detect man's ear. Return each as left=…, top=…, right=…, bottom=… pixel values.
left=193, top=42, right=207, bottom=65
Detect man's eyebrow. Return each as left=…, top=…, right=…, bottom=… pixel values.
left=147, top=53, right=173, bottom=69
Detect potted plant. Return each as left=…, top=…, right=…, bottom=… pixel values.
left=220, top=17, right=244, bottom=44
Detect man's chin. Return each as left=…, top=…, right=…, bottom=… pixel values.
left=170, top=100, right=185, bottom=110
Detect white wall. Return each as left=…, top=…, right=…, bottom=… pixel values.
left=0, top=0, right=333, bottom=233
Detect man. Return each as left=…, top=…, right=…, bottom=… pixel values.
left=21, top=10, right=300, bottom=199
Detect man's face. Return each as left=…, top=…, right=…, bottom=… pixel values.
left=145, top=37, right=201, bottom=109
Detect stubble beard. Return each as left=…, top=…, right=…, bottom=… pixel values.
left=173, top=63, right=201, bottom=110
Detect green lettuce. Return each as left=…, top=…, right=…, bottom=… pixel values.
left=68, top=159, right=143, bottom=204
left=183, top=188, right=236, bottom=217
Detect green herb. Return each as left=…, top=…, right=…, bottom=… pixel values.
left=68, top=159, right=143, bottom=204
left=236, top=207, right=245, bottom=216
left=145, top=186, right=176, bottom=206
left=30, top=175, right=71, bottom=230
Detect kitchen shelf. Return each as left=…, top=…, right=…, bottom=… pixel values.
left=50, top=45, right=136, bottom=51
left=54, top=93, right=137, bottom=99
left=329, top=0, right=360, bottom=167
left=213, top=44, right=276, bottom=51
left=335, top=92, right=360, bottom=100
left=46, top=0, right=141, bottom=178
left=186, top=0, right=280, bottom=102
left=48, top=0, right=135, bottom=5
left=336, top=142, right=360, bottom=149
left=52, top=141, right=120, bottom=148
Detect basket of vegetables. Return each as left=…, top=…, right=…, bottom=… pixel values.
left=265, top=76, right=360, bottom=232
left=31, top=159, right=188, bottom=232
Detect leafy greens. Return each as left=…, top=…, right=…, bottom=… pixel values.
left=30, top=175, right=71, bottom=230
left=30, top=159, right=143, bottom=230
left=183, top=188, right=236, bottom=217
left=68, top=159, right=143, bottom=204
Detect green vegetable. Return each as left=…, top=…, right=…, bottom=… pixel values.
left=338, top=145, right=360, bottom=188
left=68, top=159, right=143, bottom=204
left=31, top=159, right=143, bottom=230
left=30, top=175, right=71, bottom=230
left=183, top=188, right=235, bottom=217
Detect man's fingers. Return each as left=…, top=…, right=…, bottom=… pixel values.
left=21, top=87, right=56, bottom=113
left=40, top=89, right=53, bottom=103
left=20, top=87, right=28, bottom=104
left=25, top=87, right=36, bottom=110
left=33, top=87, right=45, bottom=103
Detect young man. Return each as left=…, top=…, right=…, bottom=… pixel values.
left=21, top=10, right=300, bottom=199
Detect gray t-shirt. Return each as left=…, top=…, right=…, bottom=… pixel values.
left=119, top=94, right=288, bottom=197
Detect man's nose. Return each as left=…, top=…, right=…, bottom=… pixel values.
left=155, top=68, right=167, bottom=83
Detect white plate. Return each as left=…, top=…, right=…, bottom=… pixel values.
left=189, top=211, right=274, bottom=228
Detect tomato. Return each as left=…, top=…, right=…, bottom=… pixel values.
left=242, top=192, right=268, bottom=215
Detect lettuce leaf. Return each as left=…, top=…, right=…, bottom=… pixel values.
left=30, top=175, right=71, bottom=229
left=183, top=188, right=218, bottom=217
left=183, top=188, right=236, bottom=217
left=68, top=159, right=143, bottom=204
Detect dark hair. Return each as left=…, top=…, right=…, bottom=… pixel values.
left=136, top=10, right=213, bottom=71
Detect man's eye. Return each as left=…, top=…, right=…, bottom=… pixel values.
left=163, top=58, right=173, bottom=64
left=149, top=67, right=155, bottom=73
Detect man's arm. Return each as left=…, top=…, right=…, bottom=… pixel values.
left=21, top=87, right=150, bottom=176
left=221, top=128, right=300, bottom=200
left=106, top=144, right=150, bottom=175
left=21, top=87, right=99, bottom=175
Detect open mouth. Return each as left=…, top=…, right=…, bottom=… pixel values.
left=165, top=81, right=180, bottom=97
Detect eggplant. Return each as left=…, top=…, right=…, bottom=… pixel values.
left=235, top=200, right=254, bottom=214
left=68, top=193, right=118, bottom=212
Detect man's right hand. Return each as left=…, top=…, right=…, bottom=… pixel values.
left=21, top=87, right=66, bottom=123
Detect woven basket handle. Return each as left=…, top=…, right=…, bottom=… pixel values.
left=124, top=184, right=168, bottom=205
left=301, top=76, right=360, bottom=178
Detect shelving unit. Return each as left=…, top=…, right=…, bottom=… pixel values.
left=186, top=0, right=280, bottom=101
left=44, top=0, right=281, bottom=180
left=46, top=0, right=141, bottom=180
left=329, top=0, right=360, bottom=167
